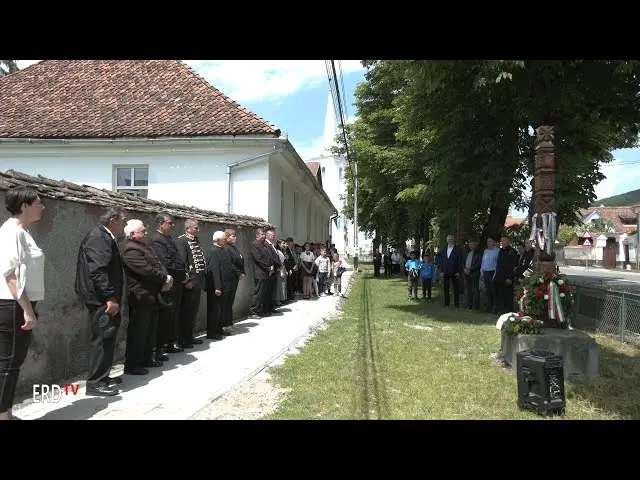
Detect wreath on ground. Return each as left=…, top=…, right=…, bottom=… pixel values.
left=500, top=312, right=544, bottom=335
left=515, top=271, right=573, bottom=330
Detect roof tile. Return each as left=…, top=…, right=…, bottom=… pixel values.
left=0, top=169, right=273, bottom=229
left=0, top=60, right=278, bottom=138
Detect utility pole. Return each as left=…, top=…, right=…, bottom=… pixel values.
left=353, top=160, right=359, bottom=272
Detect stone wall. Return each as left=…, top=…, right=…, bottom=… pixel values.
left=0, top=170, right=272, bottom=398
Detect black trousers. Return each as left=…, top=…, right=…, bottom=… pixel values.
left=86, top=303, right=121, bottom=388
left=179, top=286, right=201, bottom=342
left=465, top=274, right=481, bottom=310
left=483, top=270, right=496, bottom=314
left=224, top=280, right=239, bottom=327
left=0, top=300, right=34, bottom=413
left=262, top=274, right=277, bottom=313
left=249, top=278, right=269, bottom=315
left=206, top=291, right=226, bottom=335
left=421, top=278, right=432, bottom=299
left=384, top=264, right=392, bottom=277
left=494, top=279, right=515, bottom=315
left=157, top=284, right=183, bottom=348
left=125, top=295, right=158, bottom=370
left=286, top=272, right=296, bottom=299
left=442, top=273, right=460, bottom=307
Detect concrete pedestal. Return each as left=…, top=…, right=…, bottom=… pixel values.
left=500, top=328, right=599, bottom=380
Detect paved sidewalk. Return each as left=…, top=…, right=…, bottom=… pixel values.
left=12, top=270, right=353, bottom=420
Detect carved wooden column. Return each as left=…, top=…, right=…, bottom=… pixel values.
left=533, top=125, right=557, bottom=273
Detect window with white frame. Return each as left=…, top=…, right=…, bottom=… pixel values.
left=114, top=166, right=149, bottom=198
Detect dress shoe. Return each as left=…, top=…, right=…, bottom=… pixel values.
left=221, top=330, right=232, bottom=336
left=206, top=333, right=224, bottom=340
left=105, top=376, right=122, bottom=386
left=146, top=360, right=163, bottom=368
left=188, top=337, right=203, bottom=345
left=180, top=340, right=194, bottom=349
left=155, top=353, right=170, bottom=362
left=86, top=385, right=119, bottom=396
left=165, top=343, right=184, bottom=353
left=124, top=367, right=149, bottom=375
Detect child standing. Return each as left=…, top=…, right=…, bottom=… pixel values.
left=329, top=253, right=346, bottom=296
left=314, top=248, right=331, bottom=296
left=404, top=251, right=422, bottom=300
left=419, top=254, right=435, bottom=301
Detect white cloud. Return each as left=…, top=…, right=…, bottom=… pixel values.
left=185, top=60, right=365, bottom=103
left=595, top=162, right=640, bottom=201
left=293, top=136, right=326, bottom=161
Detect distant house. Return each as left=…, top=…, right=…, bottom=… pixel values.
left=579, top=205, right=638, bottom=235
left=0, top=60, right=336, bottom=241
left=504, top=211, right=526, bottom=229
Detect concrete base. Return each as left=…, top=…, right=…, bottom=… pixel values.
left=500, top=328, right=600, bottom=380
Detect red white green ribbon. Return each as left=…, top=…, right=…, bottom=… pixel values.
left=547, top=281, right=565, bottom=324
left=519, top=289, right=527, bottom=313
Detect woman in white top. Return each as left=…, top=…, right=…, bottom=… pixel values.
left=299, top=242, right=315, bottom=300
left=0, top=186, right=45, bottom=421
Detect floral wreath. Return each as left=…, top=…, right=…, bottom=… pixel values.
left=515, top=270, right=572, bottom=329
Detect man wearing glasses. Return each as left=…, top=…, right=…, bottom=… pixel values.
left=150, top=212, right=188, bottom=360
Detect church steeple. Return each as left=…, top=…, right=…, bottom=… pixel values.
left=322, top=88, right=337, bottom=154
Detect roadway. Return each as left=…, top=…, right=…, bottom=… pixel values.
left=558, top=265, right=640, bottom=294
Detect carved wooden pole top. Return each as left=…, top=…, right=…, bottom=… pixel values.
left=535, top=125, right=555, bottom=151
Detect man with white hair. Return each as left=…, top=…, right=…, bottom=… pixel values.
left=120, top=219, right=173, bottom=375
left=205, top=231, right=240, bottom=339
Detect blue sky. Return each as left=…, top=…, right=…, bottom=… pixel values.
left=15, top=60, right=640, bottom=215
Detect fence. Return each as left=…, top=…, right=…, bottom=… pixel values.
left=572, top=284, right=640, bottom=345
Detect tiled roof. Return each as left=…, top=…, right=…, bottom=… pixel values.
left=305, top=162, right=320, bottom=177
left=0, top=170, right=272, bottom=228
left=505, top=213, right=526, bottom=228
left=0, top=60, right=278, bottom=138
left=580, top=206, right=638, bottom=235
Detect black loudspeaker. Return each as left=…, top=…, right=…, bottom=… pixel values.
left=516, top=349, right=566, bottom=417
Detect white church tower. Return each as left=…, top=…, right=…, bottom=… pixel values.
left=305, top=90, right=373, bottom=258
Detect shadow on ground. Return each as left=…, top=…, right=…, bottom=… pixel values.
left=36, top=395, right=122, bottom=420
left=354, top=275, right=390, bottom=420
left=568, top=341, right=640, bottom=419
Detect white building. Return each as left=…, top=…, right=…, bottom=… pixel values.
left=304, top=90, right=373, bottom=257
left=0, top=60, right=336, bottom=241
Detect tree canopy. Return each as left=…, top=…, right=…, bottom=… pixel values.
left=336, top=60, right=640, bottom=248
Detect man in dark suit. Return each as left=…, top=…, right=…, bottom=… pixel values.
left=263, top=228, right=283, bottom=314
left=515, top=239, right=535, bottom=281
left=121, top=220, right=173, bottom=375
left=437, top=234, right=464, bottom=308
left=248, top=228, right=274, bottom=319
left=462, top=238, right=483, bottom=311
left=150, top=212, right=188, bottom=360
left=494, top=236, right=520, bottom=314
left=75, top=207, right=126, bottom=397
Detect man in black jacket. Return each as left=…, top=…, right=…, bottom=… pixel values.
left=494, top=236, right=520, bottom=314
left=150, top=212, right=188, bottom=360
left=437, top=235, right=464, bottom=308
left=75, top=207, right=126, bottom=396
left=249, top=228, right=274, bottom=319
left=263, top=228, right=283, bottom=314
left=121, top=220, right=173, bottom=375
left=205, top=231, right=240, bottom=339
left=175, top=219, right=206, bottom=348
left=462, top=238, right=483, bottom=311
left=515, top=240, right=535, bottom=281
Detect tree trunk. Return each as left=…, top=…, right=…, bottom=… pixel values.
left=480, top=206, right=509, bottom=247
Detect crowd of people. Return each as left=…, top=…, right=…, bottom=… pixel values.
left=373, top=234, right=535, bottom=315
left=0, top=185, right=348, bottom=420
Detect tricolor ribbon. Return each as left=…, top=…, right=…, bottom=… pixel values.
left=547, top=281, right=565, bottom=324
left=519, top=289, right=527, bottom=314
left=547, top=212, right=557, bottom=255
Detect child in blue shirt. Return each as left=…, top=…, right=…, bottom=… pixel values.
left=404, top=251, right=422, bottom=299
left=419, top=254, right=435, bottom=301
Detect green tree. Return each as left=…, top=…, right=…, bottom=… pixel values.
left=0, top=60, right=19, bottom=76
